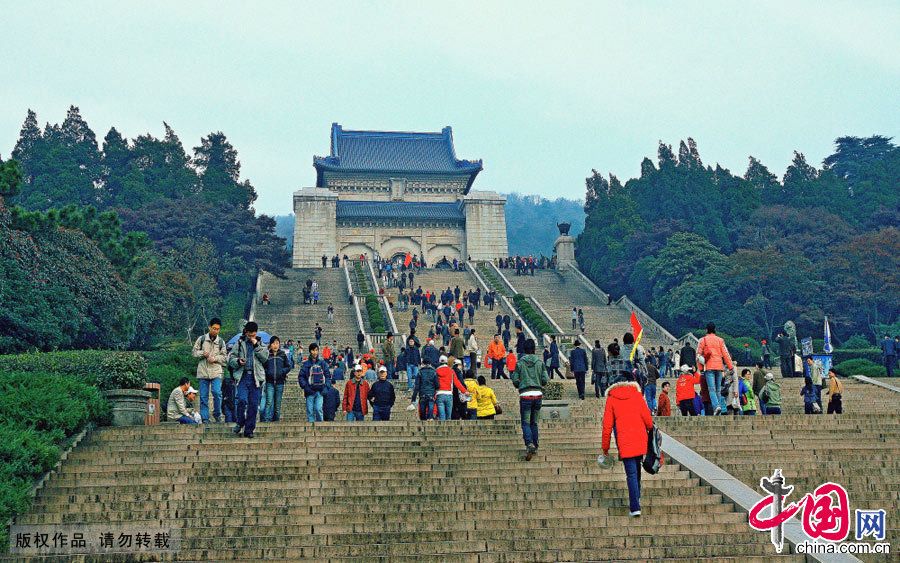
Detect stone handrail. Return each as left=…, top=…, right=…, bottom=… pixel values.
left=468, top=261, right=537, bottom=343
left=615, top=294, right=678, bottom=345
left=570, top=266, right=610, bottom=302
left=364, top=258, right=400, bottom=337
left=344, top=262, right=373, bottom=352
left=571, top=265, right=698, bottom=347
left=248, top=271, right=262, bottom=322
left=485, top=261, right=518, bottom=296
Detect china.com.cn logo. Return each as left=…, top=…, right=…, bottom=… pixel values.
left=748, top=469, right=887, bottom=553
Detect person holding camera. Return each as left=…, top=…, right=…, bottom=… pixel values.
left=227, top=321, right=269, bottom=438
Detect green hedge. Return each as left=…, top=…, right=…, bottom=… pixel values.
left=544, top=381, right=564, bottom=400
left=477, top=265, right=511, bottom=297
left=365, top=294, right=387, bottom=333
left=0, top=372, right=110, bottom=548
left=0, top=350, right=147, bottom=390
left=512, top=294, right=557, bottom=336
left=832, top=348, right=882, bottom=365
left=834, top=358, right=886, bottom=378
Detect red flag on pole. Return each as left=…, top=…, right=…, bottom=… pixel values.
left=629, top=311, right=643, bottom=361
left=404, top=252, right=412, bottom=267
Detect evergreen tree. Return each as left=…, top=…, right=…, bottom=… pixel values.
left=194, top=132, right=257, bottom=208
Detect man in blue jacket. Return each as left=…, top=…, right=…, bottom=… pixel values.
left=404, top=336, right=421, bottom=394
left=299, top=343, right=330, bottom=422
left=569, top=339, right=589, bottom=400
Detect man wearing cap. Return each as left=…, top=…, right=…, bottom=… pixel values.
left=299, top=343, right=331, bottom=423
left=227, top=321, right=269, bottom=438
left=369, top=366, right=396, bottom=421
left=167, top=377, right=200, bottom=424
left=343, top=364, right=370, bottom=421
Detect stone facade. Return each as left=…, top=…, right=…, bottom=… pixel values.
left=292, top=124, right=508, bottom=267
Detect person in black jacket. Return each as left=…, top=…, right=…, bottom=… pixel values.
left=515, top=327, right=526, bottom=357
left=404, top=337, right=422, bottom=394
left=411, top=358, right=438, bottom=420
left=322, top=379, right=340, bottom=421
left=369, top=366, right=396, bottom=421
left=591, top=340, right=608, bottom=397
left=569, top=340, right=589, bottom=400
left=263, top=336, right=292, bottom=422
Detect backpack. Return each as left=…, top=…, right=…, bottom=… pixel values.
left=642, top=426, right=664, bottom=475
left=309, top=365, right=326, bottom=390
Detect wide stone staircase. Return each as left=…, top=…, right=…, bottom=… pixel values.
left=658, top=376, right=899, bottom=554
left=11, top=270, right=898, bottom=561
left=500, top=268, right=672, bottom=351
left=254, top=268, right=361, bottom=354
left=16, top=404, right=803, bottom=561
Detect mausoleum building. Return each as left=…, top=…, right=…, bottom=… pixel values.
left=292, top=123, right=508, bottom=267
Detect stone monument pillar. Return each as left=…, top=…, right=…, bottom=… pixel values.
left=293, top=187, right=338, bottom=268
left=553, top=222, right=576, bottom=269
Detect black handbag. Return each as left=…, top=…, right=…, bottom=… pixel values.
left=642, top=426, right=664, bottom=475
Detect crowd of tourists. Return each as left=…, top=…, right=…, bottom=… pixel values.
left=170, top=292, right=848, bottom=517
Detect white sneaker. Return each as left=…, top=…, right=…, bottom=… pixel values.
left=713, top=406, right=721, bottom=416
left=629, top=510, right=641, bottom=517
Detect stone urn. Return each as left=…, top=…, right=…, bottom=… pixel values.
left=104, top=389, right=152, bottom=426
left=557, top=222, right=571, bottom=236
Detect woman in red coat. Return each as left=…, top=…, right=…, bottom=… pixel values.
left=601, top=374, right=654, bottom=516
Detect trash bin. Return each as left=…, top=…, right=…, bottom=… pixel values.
left=144, top=382, right=161, bottom=426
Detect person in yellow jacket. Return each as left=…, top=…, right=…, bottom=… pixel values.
left=464, top=370, right=480, bottom=419
left=476, top=376, right=500, bottom=419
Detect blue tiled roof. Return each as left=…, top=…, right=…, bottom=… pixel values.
left=335, top=200, right=465, bottom=223
left=315, top=123, right=483, bottom=190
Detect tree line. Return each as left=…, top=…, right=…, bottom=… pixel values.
left=1, top=106, right=289, bottom=353
left=576, top=136, right=899, bottom=344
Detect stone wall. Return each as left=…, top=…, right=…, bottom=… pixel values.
left=463, top=191, right=508, bottom=260
left=336, top=223, right=466, bottom=265
left=293, top=188, right=338, bottom=267
left=323, top=172, right=467, bottom=203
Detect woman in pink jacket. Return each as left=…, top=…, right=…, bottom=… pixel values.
left=696, top=323, right=733, bottom=416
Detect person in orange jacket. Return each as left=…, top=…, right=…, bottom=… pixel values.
left=487, top=334, right=507, bottom=380
left=600, top=373, right=654, bottom=517
left=657, top=381, right=672, bottom=416
left=696, top=323, right=734, bottom=415
left=675, top=365, right=700, bottom=416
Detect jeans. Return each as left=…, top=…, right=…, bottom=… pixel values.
left=407, top=365, right=419, bottom=392
left=704, top=370, right=724, bottom=412
left=814, top=384, right=822, bottom=410
left=198, top=377, right=222, bottom=422
left=235, top=372, right=260, bottom=436
left=574, top=371, right=586, bottom=398
left=419, top=397, right=435, bottom=420
left=780, top=357, right=794, bottom=378
left=644, top=383, right=657, bottom=412
left=491, top=361, right=505, bottom=379
left=767, top=406, right=782, bottom=415
left=467, top=408, right=478, bottom=420
left=594, top=372, right=607, bottom=397
left=347, top=411, right=365, bottom=421
left=622, top=456, right=643, bottom=513
left=436, top=394, right=454, bottom=420
left=759, top=399, right=767, bottom=415
left=306, top=391, right=324, bottom=422
left=177, top=415, right=198, bottom=424
left=373, top=405, right=391, bottom=421
left=264, top=383, right=285, bottom=422
left=519, top=398, right=542, bottom=447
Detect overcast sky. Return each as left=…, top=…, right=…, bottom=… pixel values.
left=2, top=1, right=898, bottom=215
